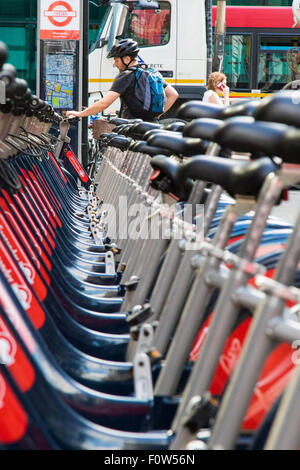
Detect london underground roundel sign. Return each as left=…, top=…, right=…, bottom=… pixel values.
left=40, top=0, right=80, bottom=40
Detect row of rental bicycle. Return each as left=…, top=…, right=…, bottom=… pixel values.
left=0, top=40, right=300, bottom=450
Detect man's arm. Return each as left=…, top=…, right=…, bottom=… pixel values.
left=163, top=84, right=179, bottom=114
left=66, top=91, right=120, bottom=118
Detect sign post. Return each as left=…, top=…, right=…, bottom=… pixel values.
left=212, top=0, right=226, bottom=73
left=37, top=0, right=84, bottom=162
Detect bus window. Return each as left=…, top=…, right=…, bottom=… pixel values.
left=258, top=37, right=300, bottom=91
left=224, top=34, right=251, bottom=90
left=121, top=1, right=171, bottom=47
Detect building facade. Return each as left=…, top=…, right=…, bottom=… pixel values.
left=0, top=0, right=293, bottom=93
left=0, top=0, right=107, bottom=92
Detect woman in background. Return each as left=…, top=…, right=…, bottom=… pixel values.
left=202, top=71, right=230, bottom=106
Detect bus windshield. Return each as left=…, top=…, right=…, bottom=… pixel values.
left=258, top=37, right=300, bottom=91
left=89, top=6, right=112, bottom=53
left=120, top=1, right=171, bottom=47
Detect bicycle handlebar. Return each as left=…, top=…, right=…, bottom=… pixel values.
left=0, top=63, right=16, bottom=86
left=63, top=116, right=80, bottom=123
left=0, top=41, right=63, bottom=125
left=0, top=41, right=8, bottom=69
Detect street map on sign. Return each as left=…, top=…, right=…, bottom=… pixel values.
left=45, top=54, right=74, bottom=108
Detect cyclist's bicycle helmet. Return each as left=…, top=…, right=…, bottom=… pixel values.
left=107, top=39, right=140, bottom=59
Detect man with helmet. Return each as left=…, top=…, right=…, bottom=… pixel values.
left=66, top=38, right=178, bottom=121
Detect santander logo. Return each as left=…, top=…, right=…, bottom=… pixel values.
left=18, top=262, right=35, bottom=285
left=219, top=338, right=242, bottom=375
left=0, top=317, right=17, bottom=367
left=10, top=284, right=32, bottom=311
left=65, top=150, right=89, bottom=182
left=0, top=374, right=5, bottom=409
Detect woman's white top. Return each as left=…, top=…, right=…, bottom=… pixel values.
left=202, top=89, right=224, bottom=105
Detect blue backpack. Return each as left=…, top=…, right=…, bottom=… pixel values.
left=125, top=64, right=166, bottom=120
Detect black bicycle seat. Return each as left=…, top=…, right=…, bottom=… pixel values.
left=182, top=118, right=225, bottom=140
left=129, top=140, right=173, bottom=157
left=132, top=121, right=162, bottom=138
left=109, top=117, right=132, bottom=126
left=108, top=135, right=131, bottom=151
left=112, top=124, right=129, bottom=134
left=116, top=124, right=135, bottom=136
left=143, top=129, right=178, bottom=141
left=281, top=127, right=300, bottom=164
left=176, top=101, right=224, bottom=120
left=220, top=99, right=261, bottom=119
left=175, top=155, right=278, bottom=198
left=150, top=154, right=179, bottom=181
left=147, top=133, right=206, bottom=157
left=213, top=116, right=289, bottom=158
left=163, top=121, right=186, bottom=132
left=254, top=92, right=300, bottom=128
left=150, top=154, right=194, bottom=200
left=100, top=132, right=118, bottom=141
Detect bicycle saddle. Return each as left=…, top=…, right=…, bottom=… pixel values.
left=112, top=124, right=130, bottom=134
left=281, top=127, right=300, bottom=164
left=108, top=135, right=131, bottom=151
left=131, top=121, right=162, bottom=138
left=143, top=129, right=179, bottom=141
left=220, top=99, right=261, bottom=119
left=213, top=117, right=290, bottom=158
left=99, top=132, right=118, bottom=141
left=254, top=92, right=300, bottom=128
left=150, top=154, right=180, bottom=181
left=176, top=101, right=224, bottom=120
left=150, top=155, right=194, bottom=200
left=175, top=155, right=278, bottom=198
left=109, top=117, right=132, bottom=126
left=147, top=133, right=206, bottom=157
left=182, top=118, right=225, bottom=140
left=129, top=140, right=173, bottom=157
left=163, top=121, right=186, bottom=132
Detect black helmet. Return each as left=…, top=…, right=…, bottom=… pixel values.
left=107, top=38, right=140, bottom=59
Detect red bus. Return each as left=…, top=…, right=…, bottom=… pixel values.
left=212, top=6, right=300, bottom=98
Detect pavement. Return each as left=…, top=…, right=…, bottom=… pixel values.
left=271, top=189, right=300, bottom=226
left=231, top=153, right=300, bottom=226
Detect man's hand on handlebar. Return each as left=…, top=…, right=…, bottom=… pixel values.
left=65, top=110, right=81, bottom=119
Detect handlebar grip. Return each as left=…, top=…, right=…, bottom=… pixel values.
left=54, top=112, right=63, bottom=122
left=6, top=77, right=28, bottom=100
left=0, top=99, right=14, bottom=114
left=30, top=96, right=50, bottom=112
left=18, top=87, right=32, bottom=103
left=43, top=103, right=53, bottom=113
left=0, top=41, right=8, bottom=70
left=29, top=95, right=43, bottom=110
left=0, top=63, right=16, bottom=86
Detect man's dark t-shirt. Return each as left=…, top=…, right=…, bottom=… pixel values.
left=110, top=67, right=167, bottom=120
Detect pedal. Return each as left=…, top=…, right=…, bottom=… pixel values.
left=126, top=303, right=152, bottom=327
left=133, top=351, right=153, bottom=400
left=124, top=275, right=140, bottom=292
left=78, top=189, right=87, bottom=199
left=146, top=346, right=163, bottom=365
left=182, top=392, right=219, bottom=432
left=105, top=251, right=115, bottom=275
left=105, top=243, right=121, bottom=255
left=91, top=226, right=104, bottom=244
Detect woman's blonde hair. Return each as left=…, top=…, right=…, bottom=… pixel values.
left=207, top=71, right=226, bottom=91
